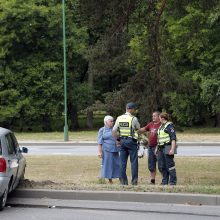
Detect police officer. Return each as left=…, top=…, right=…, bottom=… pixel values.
left=157, top=112, right=177, bottom=185
left=112, top=103, right=140, bottom=185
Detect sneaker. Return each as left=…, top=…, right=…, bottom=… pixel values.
left=160, top=182, right=168, bottom=185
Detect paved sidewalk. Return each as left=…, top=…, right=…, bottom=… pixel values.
left=9, top=189, right=220, bottom=206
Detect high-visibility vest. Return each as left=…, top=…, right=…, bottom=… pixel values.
left=157, top=122, right=172, bottom=146
left=117, top=114, right=138, bottom=140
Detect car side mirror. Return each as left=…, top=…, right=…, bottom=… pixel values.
left=21, top=147, right=28, bottom=153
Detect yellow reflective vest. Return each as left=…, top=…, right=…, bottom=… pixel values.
left=157, top=122, right=172, bottom=146
left=117, top=114, right=138, bottom=140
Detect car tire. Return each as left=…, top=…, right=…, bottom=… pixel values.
left=0, top=186, right=8, bottom=211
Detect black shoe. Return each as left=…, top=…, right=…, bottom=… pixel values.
left=131, top=182, right=138, bottom=185
left=169, top=183, right=176, bottom=186
left=131, top=178, right=138, bottom=185
left=150, top=179, right=155, bottom=185
left=160, top=182, right=168, bottom=185
left=121, top=183, right=128, bottom=185
left=120, top=178, right=128, bottom=185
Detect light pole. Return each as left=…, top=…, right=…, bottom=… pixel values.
left=62, top=0, right=69, bottom=141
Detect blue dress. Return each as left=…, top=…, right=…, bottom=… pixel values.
left=98, top=126, right=120, bottom=179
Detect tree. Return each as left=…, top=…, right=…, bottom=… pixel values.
left=164, top=0, right=220, bottom=126
left=1, top=0, right=219, bottom=130
left=0, top=0, right=90, bottom=130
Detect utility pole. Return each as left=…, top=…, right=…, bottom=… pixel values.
left=62, top=0, right=69, bottom=141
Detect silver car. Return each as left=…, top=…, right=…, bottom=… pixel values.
left=0, top=127, right=28, bottom=211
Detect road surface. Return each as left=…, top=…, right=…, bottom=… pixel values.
left=21, top=143, right=220, bottom=157
left=3, top=199, right=220, bottom=220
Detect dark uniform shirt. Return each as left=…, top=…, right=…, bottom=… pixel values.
left=164, top=123, right=176, bottom=141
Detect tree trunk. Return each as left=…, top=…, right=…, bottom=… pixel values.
left=42, top=114, right=52, bottom=131
left=86, top=110, right=93, bottom=129
left=146, top=0, right=168, bottom=111
left=87, top=65, right=94, bottom=129
left=68, top=103, right=79, bottom=130
left=215, top=112, right=220, bottom=127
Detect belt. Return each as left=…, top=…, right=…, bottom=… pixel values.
left=158, top=145, right=164, bottom=150
left=158, top=142, right=171, bottom=149
left=120, top=136, right=137, bottom=142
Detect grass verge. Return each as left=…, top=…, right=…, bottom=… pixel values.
left=15, top=131, right=97, bottom=141
left=20, top=156, right=220, bottom=194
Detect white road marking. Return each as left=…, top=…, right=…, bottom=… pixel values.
left=52, top=153, right=72, bottom=155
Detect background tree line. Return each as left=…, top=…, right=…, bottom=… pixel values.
left=0, top=0, right=219, bottom=131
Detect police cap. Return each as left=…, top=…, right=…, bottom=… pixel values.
left=126, top=102, right=136, bottom=109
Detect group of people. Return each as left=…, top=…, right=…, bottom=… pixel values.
left=97, top=102, right=177, bottom=186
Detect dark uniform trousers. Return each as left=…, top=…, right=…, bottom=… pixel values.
left=119, top=138, right=138, bottom=185
left=158, top=146, right=177, bottom=185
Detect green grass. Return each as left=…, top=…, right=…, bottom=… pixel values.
left=181, top=127, right=220, bottom=133
left=15, top=131, right=98, bottom=141
left=20, top=156, right=220, bottom=194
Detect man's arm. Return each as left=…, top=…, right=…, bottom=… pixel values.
left=138, top=123, right=150, bottom=134
left=112, top=130, right=120, bottom=147
left=138, top=127, right=146, bottom=133
left=132, top=117, right=140, bottom=130
left=112, top=129, right=118, bottom=140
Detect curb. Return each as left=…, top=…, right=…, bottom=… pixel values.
left=10, top=189, right=220, bottom=206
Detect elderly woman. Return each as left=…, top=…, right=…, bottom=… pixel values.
left=97, top=115, right=120, bottom=184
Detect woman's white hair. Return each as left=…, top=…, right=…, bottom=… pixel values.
left=104, top=115, right=114, bottom=126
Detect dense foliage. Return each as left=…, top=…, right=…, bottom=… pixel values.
left=0, top=0, right=219, bottom=131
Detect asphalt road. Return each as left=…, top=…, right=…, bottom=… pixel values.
left=22, top=144, right=220, bottom=157
left=1, top=207, right=219, bottom=220
left=4, top=199, right=220, bottom=220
